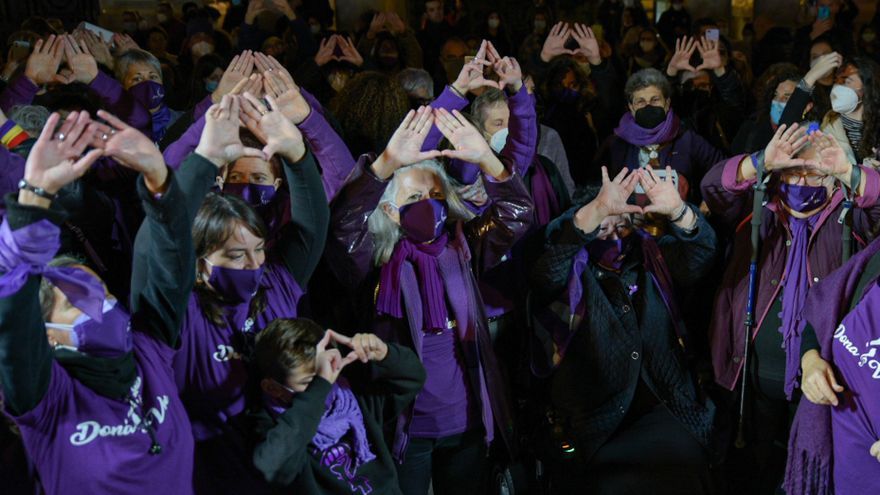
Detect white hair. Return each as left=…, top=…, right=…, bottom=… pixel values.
left=367, top=160, right=475, bottom=266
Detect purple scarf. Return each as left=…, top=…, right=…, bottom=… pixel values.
left=0, top=218, right=105, bottom=321
left=530, top=157, right=560, bottom=226
left=781, top=214, right=819, bottom=399
left=613, top=110, right=681, bottom=147
left=376, top=234, right=450, bottom=332
left=312, top=377, right=375, bottom=469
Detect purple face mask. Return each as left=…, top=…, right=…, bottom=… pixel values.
left=586, top=236, right=632, bottom=271
left=45, top=299, right=134, bottom=358
left=398, top=198, right=448, bottom=243
left=205, top=259, right=265, bottom=304
left=128, top=80, right=166, bottom=112
left=779, top=183, right=829, bottom=213
left=223, top=182, right=277, bottom=207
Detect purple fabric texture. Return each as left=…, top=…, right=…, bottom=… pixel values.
left=64, top=300, right=134, bottom=358
left=780, top=184, right=829, bottom=213
left=377, top=234, right=450, bottom=333
left=781, top=214, right=819, bottom=399
left=222, top=182, right=277, bottom=206
left=398, top=198, right=448, bottom=243
left=312, top=377, right=375, bottom=469
left=613, top=110, right=682, bottom=146
left=0, top=218, right=105, bottom=322
left=529, top=156, right=560, bottom=226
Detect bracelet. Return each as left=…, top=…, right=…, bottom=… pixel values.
left=17, top=179, right=57, bottom=200
left=670, top=203, right=689, bottom=223
left=448, top=84, right=466, bottom=99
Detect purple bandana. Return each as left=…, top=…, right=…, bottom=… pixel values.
left=613, top=109, right=681, bottom=147
left=312, top=377, right=375, bottom=469
left=376, top=234, right=450, bottom=332
left=0, top=218, right=105, bottom=321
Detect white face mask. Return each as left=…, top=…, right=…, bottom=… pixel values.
left=489, top=127, right=509, bottom=153
left=831, top=84, right=860, bottom=114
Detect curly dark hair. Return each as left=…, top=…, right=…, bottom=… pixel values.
left=330, top=71, right=410, bottom=158
left=753, top=63, right=803, bottom=126
left=849, top=56, right=880, bottom=161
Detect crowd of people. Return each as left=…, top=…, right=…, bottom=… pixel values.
left=1, top=0, right=880, bottom=493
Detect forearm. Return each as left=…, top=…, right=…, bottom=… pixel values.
left=297, top=108, right=355, bottom=202
left=277, top=150, right=330, bottom=286
left=423, top=86, right=469, bottom=151
left=504, top=86, right=538, bottom=177
left=162, top=116, right=206, bottom=170
left=466, top=172, right=533, bottom=272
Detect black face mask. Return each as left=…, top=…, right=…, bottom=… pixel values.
left=634, top=105, right=667, bottom=129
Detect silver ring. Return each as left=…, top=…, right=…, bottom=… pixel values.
left=101, top=133, right=109, bottom=141
left=268, top=68, right=274, bottom=72
left=260, top=110, right=268, bottom=116
left=56, top=132, right=66, bottom=142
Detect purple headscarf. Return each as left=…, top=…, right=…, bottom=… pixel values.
left=613, top=110, right=681, bottom=147
left=0, top=218, right=105, bottom=321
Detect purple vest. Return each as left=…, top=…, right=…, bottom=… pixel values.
left=11, top=332, right=194, bottom=495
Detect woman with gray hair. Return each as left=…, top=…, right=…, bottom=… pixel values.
left=114, top=48, right=176, bottom=142
left=326, top=106, right=533, bottom=494
left=594, top=67, right=723, bottom=204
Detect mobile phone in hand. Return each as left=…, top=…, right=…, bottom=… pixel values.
left=634, top=167, right=678, bottom=195
left=818, top=6, right=831, bottom=21
left=80, top=22, right=115, bottom=44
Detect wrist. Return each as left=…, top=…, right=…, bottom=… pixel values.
left=450, top=82, right=466, bottom=97
left=281, top=144, right=306, bottom=163
left=17, top=188, right=52, bottom=209
left=587, top=55, right=602, bottom=66
left=574, top=202, right=603, bottom=233
left=539, top=49, right=553, bottom=63
left=713, top=66, right=726, bottom=77
left=194, top=146, right=226, bottom=168
left=669, top=202, right=688, bottom=221
left=666, top=67, right=679, bottom=77
left=372, top=151, right=398, bottom=180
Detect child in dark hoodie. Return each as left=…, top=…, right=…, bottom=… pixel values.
left=252, top=318, right=425, bottom=494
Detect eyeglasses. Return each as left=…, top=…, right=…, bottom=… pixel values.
left=780, top=169, right=827, bottom=186
left=631, top=95, right=666, bottom=110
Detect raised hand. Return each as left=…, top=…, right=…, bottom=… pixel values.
left=571, top=23, right=601, bottom=65
left=62, top=35, right=99, bottom=85
left=666, top=37, right=698, bottom=77
left=695, top=37, right=723, bottom=75
left=255, top=53, right=311, bottom=124
left=373, top=106, right=441, bottom=179
left=494, top=56, right=523, bottom=92
left=540, top=22, right=576, bottom=63
left=368, top=12, right=387, bottom=38
left=212, top=50, right=255, bottom=103
left=434, top=108, right=508, bottom=179
left=764, top=123, right=813, bottom=172
left=111, top=33, right=139, bottom=56
left=451, top=42, right=500, bottom=95
left=809, top=131, right=851, bottom=179
left=88, top=109, right=167, bottom=192
left=230, top=73, right=264, bottom=100
left=483, top=39, right=502, bottom=65
left=386, top=12, right=407, bottom=35
left=239, top=91, right=306, bottom=162
left=24, top=34, right=64, bottom=85
left=336, top=36, right=364, bottom=67
left=74, top=29, right=114, bottom=69
left=804, top=51, right=842, bottom=87
left=640, top=167, right=684, bottom=217
left=325, top=330, right=388, bottom=363
left=315, top=331, right=359, bottom=384
left=801, top=350, right=844, bottom=406
left=23, top=111, right=103, bottom=197
left=315, top=36, right=337, bottom=66
left=195, top=94, right=265, bottom=168
left=574, top=166, right=641, bottom=234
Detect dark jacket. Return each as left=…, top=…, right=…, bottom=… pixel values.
left=251, top=344, right=425, bottom=494
left=529, top=206, right=717, bottom=462
left=700, top=155, right=880, bottom=391
left=324, top=156, right=533, bottom=459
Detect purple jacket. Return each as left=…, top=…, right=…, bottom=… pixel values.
left=0, top=73, right=151, bottom=135
left=423, top=85, right=537, bottom=186
left=161, top=90, right=354, bottom=201
left=325, top=155, right=533, bottom=459
left=701, top=155, right=880, bottom=391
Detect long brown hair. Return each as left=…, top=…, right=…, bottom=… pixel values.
left=193, top=193, right=269, bottom=325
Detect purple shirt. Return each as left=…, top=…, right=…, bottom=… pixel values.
left=830, top=282, right=880, bottom=493
left=173, top=262, right=303, bottom=440
left=13, top=331, right=194, bottom=495
left=409, top=326, right=476, bottom=438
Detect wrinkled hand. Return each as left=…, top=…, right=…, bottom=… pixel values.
left=62, top=35, right=99, bottom=85
left=24, top=34, right=64, bottom=85
left=257, top=53, right=311, bottom=124
left=195, top=95, right=265, bottom=168
left=23, top=111, right=103, bottom=195
left=809, top=131, right=851, bottom=179
left=88, top=110, right=167, bottom=192
left=764, top=123, right=813, bottom=172
left=571, top=23, right=601, bottom=65
left=315, top=331, right=359, bottom=384
left=801, top=350, right=844, bottom=406
left=666, top=36, right=698, bottom=76
left=434, top=108, right=493, bottom=164
left=540, top=22, right=576, bottom=62
left=640, top=166, right=684, bottom=216
left=213, top=50, right=255, bottom=103
left=326, top=330, right=388, bottom=363
left=805, top=51, right=842, bottom=87
left=240, top=91, right=306, bottom=162
left=494, top=56, right=523, bottom=92
left=595, top=167, right=643, bottom=218
left=695, top=37, right=723, bottom=75
left=373, top=106, right=441, bottom=179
